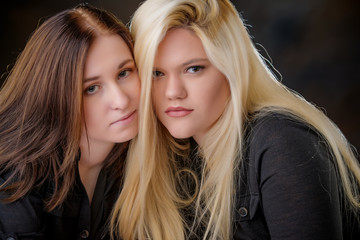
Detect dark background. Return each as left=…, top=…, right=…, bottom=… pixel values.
left=1, top=0, right=359, bottom=152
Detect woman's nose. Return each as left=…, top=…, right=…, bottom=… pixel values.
left=109, top=84, right=130, bottom=110
left=165, top=75, right=187, bottom=100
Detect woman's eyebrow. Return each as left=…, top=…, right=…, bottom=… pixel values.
left=181, top=58, right=208, bottom=67
left=84, top=59, right=134, bottom=82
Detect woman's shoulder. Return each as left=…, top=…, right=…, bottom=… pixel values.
left=0, top=169, right=47, bottom=238
left=246, top=112, right=322, bottom=149
left=244, top=111, right=333, bottom=175
left=249, top=112, right=312, bottom=135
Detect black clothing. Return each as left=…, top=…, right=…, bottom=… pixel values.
left=184, top=113, right=359, bottom=239
left=0, top=164, right=122, bottom=240
left=233, top=113, right=360, bottom=239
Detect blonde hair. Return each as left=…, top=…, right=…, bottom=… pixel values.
left=111, top=0, right=360, bottom=239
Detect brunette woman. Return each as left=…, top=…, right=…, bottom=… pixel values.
left=0, top=4, right=139, bottom=240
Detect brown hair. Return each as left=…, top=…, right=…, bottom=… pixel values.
left=0, top=4, right=133, bottom=211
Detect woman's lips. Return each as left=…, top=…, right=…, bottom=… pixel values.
left=111, top=110, right=136, bottom=125
left=165, top=107, right=193, bottom=117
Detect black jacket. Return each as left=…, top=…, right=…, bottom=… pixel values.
left=185, top=113, right=359, bottom=239
left=235, top=114, right=360, bottom=239
left=0, top=164, right=122, bottom=240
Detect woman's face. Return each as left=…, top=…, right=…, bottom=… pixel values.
left=81, top=34, right=140, bottom=149
left=152, top=28, right=230, bottom=145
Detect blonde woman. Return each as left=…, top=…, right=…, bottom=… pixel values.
left=111, top=0, right=360, bottom=239
left=0, top=4, right=139, bottom=239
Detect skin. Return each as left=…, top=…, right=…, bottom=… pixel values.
left=152, top=28, right=230, bottom=145
left=79, top=34, right=140, bottom=202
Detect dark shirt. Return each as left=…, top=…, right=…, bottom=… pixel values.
left=233, top=113, right=360, bottom=239
left=0, top=164, right=122, bottom=240
left=184, top=113, right=359, bottom=239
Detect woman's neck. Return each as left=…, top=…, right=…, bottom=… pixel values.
left=78, top=141, right=114, bottom=203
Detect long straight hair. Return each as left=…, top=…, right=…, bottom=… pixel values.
left=0, top=4, right=133, bottom=211
left=111, top=0, right=360, bottom=239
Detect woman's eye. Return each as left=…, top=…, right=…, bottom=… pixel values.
left=118, top=69, right=131, bottom=79
left=85, top=85, right=99, bottom=95
left=187, top=66, right=204, bottom=73
left=152, top=70, right=164, bottom=78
